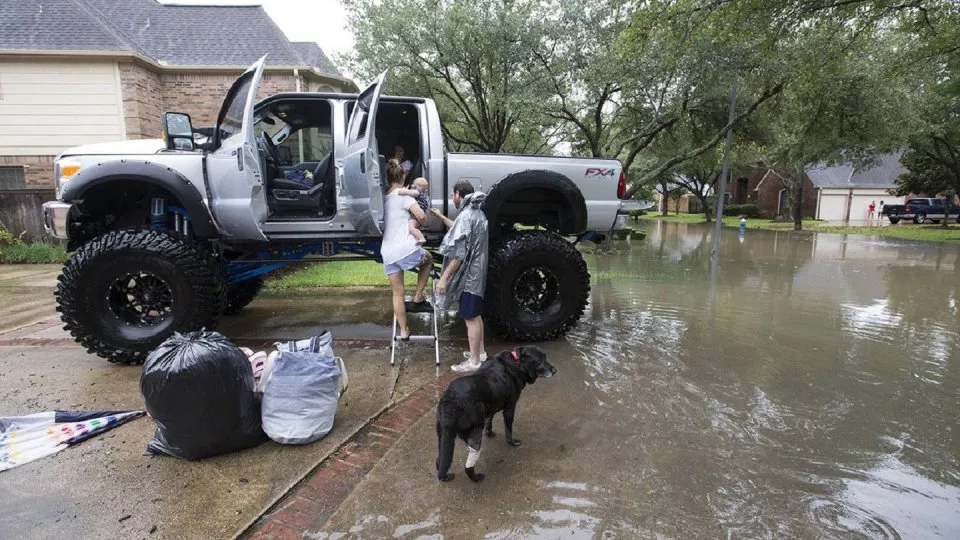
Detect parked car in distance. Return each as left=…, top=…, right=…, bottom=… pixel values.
left=882, top=198, right=960, bottom=224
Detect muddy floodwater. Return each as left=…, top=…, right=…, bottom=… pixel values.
left=564, top=222, right=960, bottom=538
left=312, top=222, right=960, bottom=539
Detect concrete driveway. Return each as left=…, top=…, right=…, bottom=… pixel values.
left=0, top=265, right=60, bottom=333
left=0, top=264, right=467, bottom=539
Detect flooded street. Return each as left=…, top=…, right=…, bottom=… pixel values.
left=321, top=223, right=960, bottom=539
left=3, top=224, right=959, bottom=539
left=565, top=222, right=960, bottom=538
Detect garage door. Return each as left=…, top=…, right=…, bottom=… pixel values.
left=817, top=193, right=848, bottom=222
left=0, top=60, right=125, bottom=155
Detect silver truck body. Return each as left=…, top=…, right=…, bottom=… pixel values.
left=445, top=153, right=621, bottom=231
left=45, top=58, right=624, bottom=244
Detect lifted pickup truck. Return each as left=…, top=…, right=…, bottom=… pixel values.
left=882, top=197, right=960, bottom=224
left=41, top=57, right=626, bottom=363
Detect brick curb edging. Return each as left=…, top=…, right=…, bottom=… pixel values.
left=240, top=371, right=459, bottom=539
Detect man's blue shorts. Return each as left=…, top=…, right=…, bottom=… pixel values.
left=458, top=292, right=483, bottom=320
left=383, top=248, right=426, bottom=275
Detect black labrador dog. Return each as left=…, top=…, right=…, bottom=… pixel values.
left=436, top=346, right=556, bottom=482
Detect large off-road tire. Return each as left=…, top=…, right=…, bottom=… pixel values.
left=485, top=231, right=590, bottom=342
left=914, top=212, right=926, bottom=224
left=888, top=216, right=900, bottom=224
left=223, top=278, right=265, bottom=315
left=56, top=229, right=225, bottom=364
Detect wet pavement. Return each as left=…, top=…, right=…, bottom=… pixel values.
left=0, top=266, right=59, bottom=332
left=0, top=343, right=457, bottom=539
left=312, top=223, right=960, bottom=539
left=3, top=222, right=960, bottom=538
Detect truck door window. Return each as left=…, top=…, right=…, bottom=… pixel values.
left=347, top=101, right=370, bottom=145
left=221, top=78, right=252, bottom=138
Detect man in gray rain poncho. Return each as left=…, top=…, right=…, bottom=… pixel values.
left=432, top=180, right=488, bottom=372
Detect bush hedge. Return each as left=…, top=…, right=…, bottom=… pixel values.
left=722, top=204, right=761, bottom=218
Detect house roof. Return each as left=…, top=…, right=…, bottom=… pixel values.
left=0, top=0, right=131, bottom=52
left=291, top=42, right=343, bottom=78
left=805, top=152, right=905, bottom=189
left=0, top=0, right=345, bottom=79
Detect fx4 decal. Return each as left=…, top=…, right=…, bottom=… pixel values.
left=585, top=168, right=616, bottom=177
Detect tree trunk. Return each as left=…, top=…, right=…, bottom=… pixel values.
left=943, top=195, right=951, bottom=229
left=699, top=194, right=713, bottom=223
left=793, top=178, right=803, bottom=231
left=660, top=180, right=669, bottom=216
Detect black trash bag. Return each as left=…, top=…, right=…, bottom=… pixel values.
left=140, top=330, right=265, bottom=460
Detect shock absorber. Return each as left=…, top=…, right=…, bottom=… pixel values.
left=151, top=197, right=168, bottom=229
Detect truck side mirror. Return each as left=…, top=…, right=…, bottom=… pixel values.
left=163, top=112, right=195, bottom=151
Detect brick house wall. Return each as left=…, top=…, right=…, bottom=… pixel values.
left=657, top=193, right=704, bottom=214
left=119, top=62, right=163, bottom=139
left=670, top=166, right=818, bottom=218
left=156, top=72, right=302, bottom=129
left=0, top=156, right=56, bottom=188
left=751, top=167, right=817, bottom=218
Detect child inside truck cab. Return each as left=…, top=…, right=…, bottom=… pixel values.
left=397, top=177, right=431, bottom=245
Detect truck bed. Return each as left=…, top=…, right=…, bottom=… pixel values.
left=445, top=153, right=622, bottom=232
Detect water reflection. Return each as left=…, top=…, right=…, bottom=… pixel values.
left=569, top=222, right=960, bottom=538
left=812, top=453, right=960, bottom=539
left=323, top=222, right=960, bottom=539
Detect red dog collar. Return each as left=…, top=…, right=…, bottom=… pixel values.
left=511, top=350, right=520, bottom=363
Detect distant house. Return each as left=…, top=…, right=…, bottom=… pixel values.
left=655, top=179, right=709, bottom=214
left=0, top=0, right=355, bottom=191
left=657, top=155, right=909, bottom=222
left=655, top=167, right=818, bottom=219
left=805, top=153, right=905, bottom=223
left=742, top=166, right=818, bottom=219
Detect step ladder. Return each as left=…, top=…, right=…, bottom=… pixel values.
left=390, top=282, right=440, bottom=366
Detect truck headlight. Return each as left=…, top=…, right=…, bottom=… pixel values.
left=56, top=160, right=81, bottom=195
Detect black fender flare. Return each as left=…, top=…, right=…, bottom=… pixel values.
left=61, top=159, right=218, bottom=237
left=482, top=170, right=587, bottom=235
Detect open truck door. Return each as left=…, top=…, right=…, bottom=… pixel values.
left=341, top=72, right=387, bottom=236
left=206, top=56, right=269, bottom=241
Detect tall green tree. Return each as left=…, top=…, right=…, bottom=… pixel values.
left=755, top=29, right=909, bottom=229
left=343, top=0, right=557, bottom=153
left=889, top=1, right=960, bottom=227
left=618, top=0, right=937, bottom=202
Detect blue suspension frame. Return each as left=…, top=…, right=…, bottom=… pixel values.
left=149, top=197, right=599, bottom=286
left=223, top=241, right=388, bottom=284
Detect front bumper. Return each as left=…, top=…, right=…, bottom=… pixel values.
left=42, top=201, right=73, bottom=240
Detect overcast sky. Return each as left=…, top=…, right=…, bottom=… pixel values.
left=162, top=0, right=357, bottom=79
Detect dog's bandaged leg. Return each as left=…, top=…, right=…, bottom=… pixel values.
left=464, top=443, right=485, bottom=482
left=466, top=445, right=481, bottom=468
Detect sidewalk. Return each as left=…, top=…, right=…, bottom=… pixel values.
left=0, top=342, right=460, bottom=539
left=0, top=265, right=476, bottom=539
left=243, top=371, right=459, bottom=539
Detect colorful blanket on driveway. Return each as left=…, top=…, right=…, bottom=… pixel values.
left=0, top=410, right=144, bottom=472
